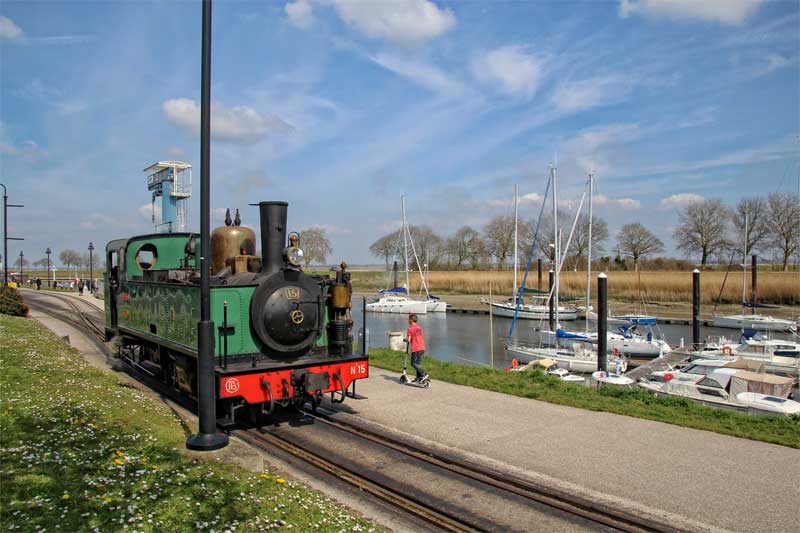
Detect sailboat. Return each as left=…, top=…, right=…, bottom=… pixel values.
left=535, top=173, right=671, bottom=357
left=506, top=164, right=626, bottom=373
left=712, top=215, right=797, bottom=332
left=366, top=196, right=447, bottom=314
left=490, top=184, right=578, bottom=320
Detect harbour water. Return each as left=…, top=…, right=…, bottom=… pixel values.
left=352, top=297, right=797, bottom=371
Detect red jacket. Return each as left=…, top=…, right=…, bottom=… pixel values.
left=406, top=323, right=425, bottom=352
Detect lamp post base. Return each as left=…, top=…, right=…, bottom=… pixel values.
left=186, top=431, right=229, bottom=451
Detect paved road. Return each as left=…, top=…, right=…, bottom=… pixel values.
left=330, top=367, right=800, bottom=533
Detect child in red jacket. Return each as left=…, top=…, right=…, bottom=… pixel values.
left=405, top=314, right=428, bottom=382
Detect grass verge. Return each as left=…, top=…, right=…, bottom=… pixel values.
left=369, top=348, right=800, bottom=448
left=0, top=314, right=378, bottom=532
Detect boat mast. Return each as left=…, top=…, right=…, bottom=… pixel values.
left=742, top=213, right=747, bottom=314
left=586, top=172, right=593, bottom=333
left=513, top=184, right=518, bottom=303
left=401, top=195, right=410, bottom=294
left=551, top=163, right=559, bottom=328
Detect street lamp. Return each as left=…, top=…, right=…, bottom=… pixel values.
left=19, top=251, right=24, bottom=284
left=46, top=247, right=52, bottom=287
left=1, top=183, right=25, bottom=286
left=88, top=242, right=94, bottom=294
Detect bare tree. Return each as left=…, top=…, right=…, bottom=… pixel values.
left=82, top=252, right=100, bottom=270
left=33, top=258, right=49, bottom=268
left=766, top=192, right=800, bottom=271
left=731, top=197, right=769, bottom=254
left=569, top=214, right=609, bottom=259
left=369, top=231, right=399, bottom=271
left=536, top=210, right=572, bottom=262
left=445, top=226, right=479, bottom=269
left=673, top=199, right=731, bottom=267
left=617, top=223, right=664, bottom=268
left=298, top=227, right=333, bottom=268
left=483, top=215, right=515, bottom=270
left=409, top=225, right=444, bottom=269
left=467, top=235, right=488, bottom=270
left=59, top=249, right=82, bottom=271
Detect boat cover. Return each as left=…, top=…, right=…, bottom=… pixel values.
left=556, top=328, right=591, bottom=340
left=379, top=287, right=407, bottom=295
left=743, top=301, right=780, bottom=309
left=722, top=359, right=765, bottom=372
left=729, top=370, right=794, bottom=398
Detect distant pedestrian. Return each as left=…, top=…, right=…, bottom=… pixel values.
left=78, top=280, right=84, bottom=295
left=404, top=314, right=428, bottom=382
left=35, top=278, right=41, bottom=290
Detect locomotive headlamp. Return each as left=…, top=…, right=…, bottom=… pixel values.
left=285, top=246, right=304, bottom=267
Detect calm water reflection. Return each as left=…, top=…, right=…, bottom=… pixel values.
left=352, top=297, right=796, bottom=370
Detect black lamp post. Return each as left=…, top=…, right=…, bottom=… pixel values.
left=46, top=247, right=52, bottom=287
left=186, top=0, right=228, bottom=451
left=88, top=242, right=94, bottom=293
left=19, top=251, right=24, bottom=284
left=1, top=183, right=24, bottom=286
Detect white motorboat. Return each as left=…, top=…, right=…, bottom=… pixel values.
left=591, top=371, right=634, bottom=386
left=366, top=288, right=428, bottom=314
left=424, top=297, right=447, bottom=313
left=507, top=342, right=627, bottom=374
left=693, top=330, right=800, bottom=375
left=712, top=314, right=797, bottom=332
left=637, top=359, right=800, bottom=416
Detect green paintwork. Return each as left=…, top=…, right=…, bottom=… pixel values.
left=125, top=234, right=197, bottom=277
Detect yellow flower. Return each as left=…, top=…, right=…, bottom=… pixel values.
left=62, top=494, right=70, bottom=500
left=276, top=478, right=286, bottom=484
left=114, top=459, right=123, bottom=465
left=115, top=451, right=124, bottom=457
left=259, top=474, right=270, bottom=479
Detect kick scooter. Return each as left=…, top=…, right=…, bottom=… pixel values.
left=399, top=341, right=431, bottom=388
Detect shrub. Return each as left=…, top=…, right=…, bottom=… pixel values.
left=0, top=286, right=29, bottom=317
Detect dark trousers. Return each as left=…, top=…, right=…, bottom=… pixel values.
left=411, top=350, right=425, bottom=378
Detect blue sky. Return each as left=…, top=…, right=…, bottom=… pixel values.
left=1, top=0, right=798, bottom=267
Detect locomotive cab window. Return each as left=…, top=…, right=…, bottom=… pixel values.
left=135, top=244, right=158, bottom=270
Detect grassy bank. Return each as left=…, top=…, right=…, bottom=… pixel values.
left=369, top=348, right=800, bottom=448
left=353, top=270, right=800, bottom=305
left=0, top=314, right=377, bottom=532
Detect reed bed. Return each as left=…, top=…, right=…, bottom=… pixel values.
left=369, top=270, right=800, bottom=305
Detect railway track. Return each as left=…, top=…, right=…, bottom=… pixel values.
left=236, top=411, right=672, bottom=533
left=22, top=290, right=675, bottom=532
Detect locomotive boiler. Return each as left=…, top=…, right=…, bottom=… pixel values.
left=104, top=201, right=368, bottom=424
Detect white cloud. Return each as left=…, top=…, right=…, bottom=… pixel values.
left=472, top=45, right=544, bottom=97
left=369, top=52, right=465, bottom=96
left=55, top=100, right=88, bottom=115
left=0, top=139, right=46, bottom=161
left=618, top=0, right=764, bottom=25
left=15, top=78, right=61, bottom=100
left=138, top=203, right=161, bottom=223
left=520, top=192, right=544, bottom=204
left=0, top=16, right=23, bottom=40
left=678, top=106, right=717, bottom=128
left=285, top=0, right=314, bottom=29
left=588, top=195, right=641, bottom=209
left=552, top=75, right=634, bottom=113
left=80, top=213, right=116, bottom=230
left=766, top=53, right=789, bottom=72
left=167, top=146, right=185, bottom=158
left=162, top=98, right=292, bottom=143
left=660, top=193, right=704, bottom=208
left=332, top=0, right=456, bottom=46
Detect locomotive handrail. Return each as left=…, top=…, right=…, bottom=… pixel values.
left=260, top=378, right=275, bottom=415
left=330, top=372, right=346, bottom=404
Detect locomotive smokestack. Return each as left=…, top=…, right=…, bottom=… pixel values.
left=258, top=201, right=288, bottom=273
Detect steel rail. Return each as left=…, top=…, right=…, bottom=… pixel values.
left=236, top=428, right=477, bottom=533
left=304, top=410, right=665, bottom=533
